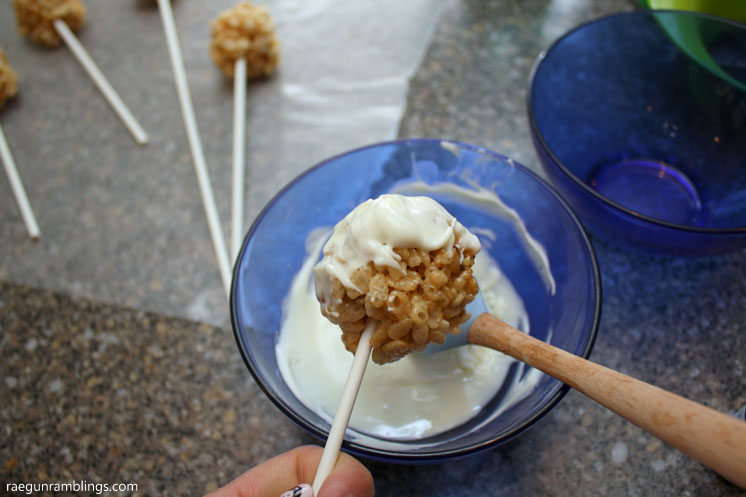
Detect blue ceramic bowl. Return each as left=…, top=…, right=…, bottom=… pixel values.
left=528, top=11, right=746, bottom=255
left=231, top=139, right=600, bottom=463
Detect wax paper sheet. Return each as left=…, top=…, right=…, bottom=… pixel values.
left=0, top=0, right=451, bottom=325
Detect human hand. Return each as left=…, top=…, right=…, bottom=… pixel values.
left=204, top=445, right=374, bottom=497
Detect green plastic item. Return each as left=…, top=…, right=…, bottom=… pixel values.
left=641, top=0, right=746, bottom=23
left=640, top=3, right=746, bottom=91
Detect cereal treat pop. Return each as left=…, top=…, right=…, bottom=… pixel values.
left=13, top=0, right=86, bottom=48
left=209, top=2, right=280, bottom=79
left=314, top=194, right=481, bottom=364
left=13, top=0, right=147, bottom=144
left=0, top=50, right=19, bottom=108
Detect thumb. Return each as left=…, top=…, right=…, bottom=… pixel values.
left=315, top=450, right=374, bottom=497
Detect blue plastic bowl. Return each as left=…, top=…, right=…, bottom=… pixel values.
left=231, top=139, right=600, bottom=463
left=528, top=11, right=746, bottom=255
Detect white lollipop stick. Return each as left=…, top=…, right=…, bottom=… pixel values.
left=0, top=123, right=40, bottom=239
left=312, top=322, right=375, bottom=495
left=53, top=20, right=149, bottom=146
left=231, top=57, right=247, bottom=261
left=156, top=0, right=232, bottom=296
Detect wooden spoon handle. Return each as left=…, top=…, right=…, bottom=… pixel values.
left=470, top=313, right=746, bottom=488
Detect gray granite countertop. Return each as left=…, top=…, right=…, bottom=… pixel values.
left=2, top=0, right=746, bottom=496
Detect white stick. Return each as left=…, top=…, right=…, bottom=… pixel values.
left=156, top=0, right=232, bottom=295
left=231, top=57, right=247, bottom=261
left=0, top=123, right=40, bottom=239
left=312, top=322, right=375, bottom=495
left=53, top=19, right=149, bottom=146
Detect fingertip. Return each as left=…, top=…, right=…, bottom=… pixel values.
left=317, top=452, right=374, bottom=497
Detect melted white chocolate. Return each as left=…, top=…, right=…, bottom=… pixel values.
left=276, top=184, right=554, bottom=440
left=277, top=228, right=528, bottom=439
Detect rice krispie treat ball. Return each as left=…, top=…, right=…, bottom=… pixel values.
left=0, top=50, right=19, bottom=109
left=13, top=0, right=86, bottom=48
left=314, top=194, right=481, bottom=364
left=209, top=2, right=280, bottom=79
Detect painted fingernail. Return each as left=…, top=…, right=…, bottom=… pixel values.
left=279, top=483, right=313, bottom=497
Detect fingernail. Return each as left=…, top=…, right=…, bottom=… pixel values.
left=279, top=483, right=313, bottom=497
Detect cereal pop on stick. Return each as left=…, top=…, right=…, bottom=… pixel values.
left=315, top=194, right=482, bottom=364
left=155, top=0, right=232, bottom=295
left=13, top=0, right=149, bottom=145
left=310, top=194, right=481, bottom=493
left=209, top=2, right=280, bottom=260
left=0, top=49, right=41, bottom=240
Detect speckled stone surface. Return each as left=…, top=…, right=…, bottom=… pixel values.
left=400, top=0, right=640, bottom=174
left=2, top=255, right=745, bottom=497
left=0, top=282, right=317, bottom=496
left=2, top=0, right=746, bottom=496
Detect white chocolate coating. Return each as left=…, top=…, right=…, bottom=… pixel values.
left=313, top=194, right=481, bottom=314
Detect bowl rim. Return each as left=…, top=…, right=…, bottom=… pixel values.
left=230, top=138, right=602, bottom=462
left=526, top=9, right=746, bottom=235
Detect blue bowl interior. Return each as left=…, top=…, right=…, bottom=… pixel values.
left=231, top=139, right=600, bottom=462
left=529, top=11, right=746, bottom=230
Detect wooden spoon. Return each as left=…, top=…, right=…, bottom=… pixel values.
left=470, top=312, right=746, bottom=489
